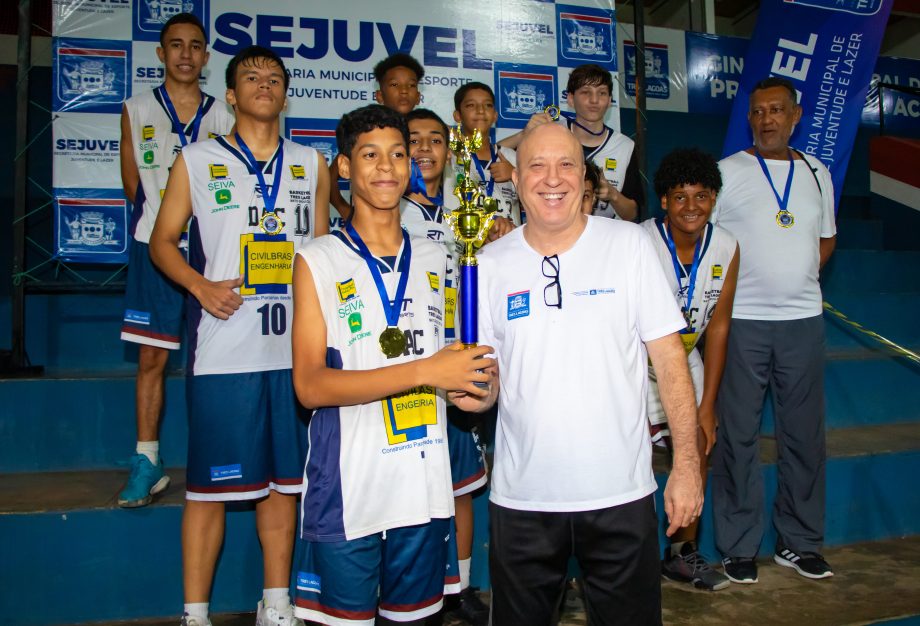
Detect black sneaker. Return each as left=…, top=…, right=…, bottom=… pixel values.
left=663, top=543, right=731, bottom=591
left=721, top=556, right=759, bottom=584
left=774, top=546, right=834, bottom=579
left=445, top=587, right=489, bottom=626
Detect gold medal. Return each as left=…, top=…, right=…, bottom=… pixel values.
left=379, top=327, right=407, bottom=359
left=776, top=209, right=795, bottom=228
left=259, top=211, right=284, bottom=235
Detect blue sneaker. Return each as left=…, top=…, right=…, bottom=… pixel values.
left=117, top=454, right=170, bottom=508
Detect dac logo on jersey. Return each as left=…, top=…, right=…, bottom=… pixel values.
left=605, top=158, right=618, bottom=171
left=507, top=290, right=531, bottom=320
left=296, top=572, right=321, bottom=595
left=348, top=312, right=363, bottom=334
left=712, top=264, right=723, bottom=280
left=427, top=272, right=440, bottom=293
left=287, top=118, right=338, bottom=164
left=133, top=0, right=208, bottom=42
left=784, top=0, right=883, bottom=14
left=495, top=64, right=557, bottom=128
left=625, top=41, right=670, bottom=100
left=142, top=125, right=156, bottom=141
left=337, top=278, right=357, bottom=303
left=556, top=4, right=616, bottom=67
left=54, top=39, right=131, bottom=114
left=290, top=164, right=305, bottom=180
left=209, top=164, right=228, bottom=180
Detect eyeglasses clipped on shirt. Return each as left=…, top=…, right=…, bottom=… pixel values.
left=543, top=254, right=562, bottom=309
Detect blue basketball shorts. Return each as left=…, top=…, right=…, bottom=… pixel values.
left=447, top=406, right=487, bottom=497
left=185, top=369, right=309, bottom=501
left=294, top=517, right=460, bottom=625
left=121, top=239, right=184, bottom=349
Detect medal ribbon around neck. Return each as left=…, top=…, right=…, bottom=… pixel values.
left=471, top=144, right=497, bottom=198
left=664, top=220, right=704, bottom=331
left=158, top=84, right=205, bottom=147
left=755, top=149, right=795, bottom=225
left=235, top=133, right=284, bottom=216
left=409, top=158, right=443, bottom=205
left=345, top=221, right=412, bottom=354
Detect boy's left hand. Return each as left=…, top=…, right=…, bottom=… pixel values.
left=699, top=404, right=718, bottom=456
left=489, top=152, right=514, bottom=183
left=487, top=216, right=515, bottom=242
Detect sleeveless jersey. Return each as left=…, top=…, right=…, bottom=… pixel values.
left=562, top=118, right=635, bottom=220
left=459, top=146, right=521, bottom=225
left=400, top=195, right=459, bottom=344
left=297, top=232, right=453, bottom=541
left=641, top=217, right=737, bottom=354
left=183, top=136, right=319, bottom=375
left=125, top=87, right=235, bottom=243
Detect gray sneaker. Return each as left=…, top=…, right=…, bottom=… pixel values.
left=662, top=542, right=731, bottom=591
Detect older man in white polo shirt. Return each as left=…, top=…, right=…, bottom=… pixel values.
left=452, top=122, right=702, bottom=626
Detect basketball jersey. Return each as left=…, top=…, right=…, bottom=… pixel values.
left=641, top=217, right=737, bottom=354
left=562, top=118, right=635, bottom=220
left=297, top=232, right=454, bottom=541
left=461, top=146, right=521, bottom=225
left=125, top=87, right=235, bottom=243
left=400, top=195, right=459, bottom=344
left=183, top=136, right=319, bottom=375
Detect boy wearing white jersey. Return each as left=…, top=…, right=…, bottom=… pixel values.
left=402, top=109, right=490, bottom=626
left=118, top=12, right=234, bottom=508
left=642, top=148, right=739, bottom=591
left=150, top=46, right=329, bottom=626
left=290, top=104, right=493, bottom=626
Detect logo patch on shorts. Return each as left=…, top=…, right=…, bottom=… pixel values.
left=507, top=290, right=530, bottom=320
left=210, top=464, right=242, bottom=482
left=124, top=309, right=151, bottom=325
left=296, top=572, right=322, bottom=594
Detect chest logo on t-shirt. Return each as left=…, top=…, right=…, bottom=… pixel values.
left=605, top=158, right=617, bottom=171
left=290, top=164, right=305, bottom=180
left=507, top=290, right=530, bottom=320
left=142, top=125, right=155, bottom=141
left=427, top=272, right=440, bottom=293
left=712, top=264, right=723, bottom=280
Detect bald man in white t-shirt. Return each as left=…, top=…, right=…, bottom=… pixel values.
left=711, top=77, right=837, bottom=585
left=452, top=123, right=702, bottom=626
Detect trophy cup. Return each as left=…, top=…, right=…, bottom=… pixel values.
left=445, top=127, right=499, bottom=350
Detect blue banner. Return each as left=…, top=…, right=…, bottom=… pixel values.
left=686, top=32, right=748, bottom=116
left=722, top=0, right=894, bottom=207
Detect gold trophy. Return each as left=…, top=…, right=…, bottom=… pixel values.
left=445, top=127, right=499, bottom=348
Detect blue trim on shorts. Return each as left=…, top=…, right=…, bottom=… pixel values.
left=128, top=180, right=145, bottom=238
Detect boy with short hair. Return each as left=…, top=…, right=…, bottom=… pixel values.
left=583, top=161, right=602, bottom=215
left=642, top=147, right=739, bottom=591
left=500, top=63, right=643, bottom=221
left=452, top=82, right=519, bottom=238
left=117, top=12, right=235, bottom=508
left=401, top=108, right=490, bottom=626
left=321, top=53, right=425, bottom=233
left=149, top=45, right=329, bottom=626
left=290, top=104, right=493, bottom=626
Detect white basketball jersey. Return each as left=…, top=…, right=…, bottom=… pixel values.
left=400, top=195, right=460, bottom=344
left=641, top=218, right=737, bottom=351
left=461, top=146, right=521, bottom=225
left=564, top=119, right=635, bottom=220
left=125, top=87, right=234, bottom=243
left=297, top=232, right=454, bottom=541
left=183, top=137, right=319, bottom=375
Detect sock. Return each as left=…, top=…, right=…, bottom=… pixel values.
left=184, top=602, right=208, bottom=620
left=458, top=558, right=472, bottom=590
left=671, top=541, right=688, bottom=558
left=263, top=588, right=290, bottom=611
left=137, top=440, right=159, bottom=465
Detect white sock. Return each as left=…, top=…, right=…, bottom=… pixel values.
left=263, top=588, right=290, bottom=611
left=184, top=602, right=208, bottom=620
left=458, top=557, right=472, bottom=590
left=136, top=440, right=159, bottom=465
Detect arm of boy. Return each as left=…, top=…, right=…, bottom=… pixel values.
left=291, top=254, right=493, bottom=409
left=149, top=153, right=243, bottom=319
left=489, top=151, right=514, bottom=183
left=698, top=244, right=739, bottom=455
left=119, top=104, right=139, bottom=203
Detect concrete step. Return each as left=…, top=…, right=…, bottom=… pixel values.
left=3, top=423, right=919, bottom=625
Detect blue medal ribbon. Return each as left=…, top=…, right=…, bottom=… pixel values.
left=409, top=158, right=443, bottom=205
left=663, top=220, right=704, bottom=332
left=235, top=133, right=284, bottom=215
left=471, top=145, right=497, bottom=198
left=755, top=149, right=795, bottom=217
left=345, top=221, right=412, bottom=329
left=157, top=84, right=205, bottom=147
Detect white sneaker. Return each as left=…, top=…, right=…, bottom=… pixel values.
left=256, top=600, right=304, bottom=626
left=180, top=614, right=211, bottom=626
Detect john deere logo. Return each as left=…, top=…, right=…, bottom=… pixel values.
left=143, top=150, right=154, bottom=164
left=348, top=312, right=362, bottom=333
left=215, top=189, right=232, bottom=205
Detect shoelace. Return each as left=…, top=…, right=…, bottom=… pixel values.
left=682, top=550, right=715, bottom=573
